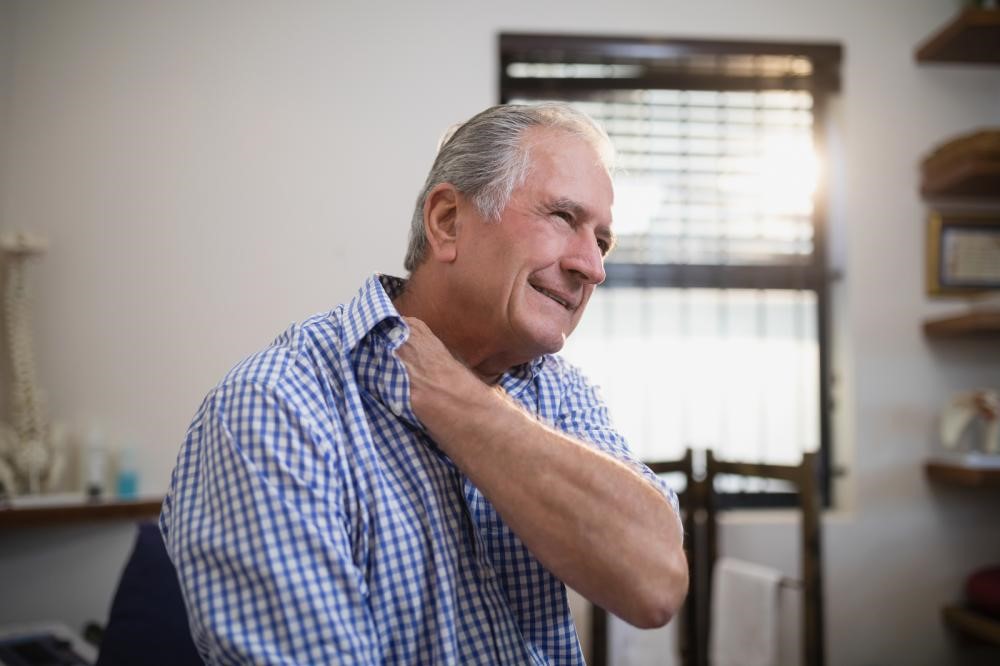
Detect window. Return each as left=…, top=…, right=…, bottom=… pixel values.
left=500, top=34, right=842, bottom=504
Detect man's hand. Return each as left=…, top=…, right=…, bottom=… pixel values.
left=395, top=317, right=491, bottom=431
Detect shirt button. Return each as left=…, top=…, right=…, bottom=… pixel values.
left=388, top=326, right=405, bottom=344
left=389, top=400, right=404, bottom=416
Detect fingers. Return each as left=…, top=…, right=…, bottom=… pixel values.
left=398, top=317, right=465, bottom=367
left=396, top=317, right=450, bottom=370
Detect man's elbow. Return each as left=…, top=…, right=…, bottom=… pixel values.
left=626, top=557, right=690, bottom=629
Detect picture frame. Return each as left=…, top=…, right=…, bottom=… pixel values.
left=926, top=211, right=1000, bottom=296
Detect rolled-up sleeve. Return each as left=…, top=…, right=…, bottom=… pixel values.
left=160, top=380, right=379, bottom=665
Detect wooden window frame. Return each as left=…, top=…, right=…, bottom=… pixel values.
left=499, top=33, right=843, bottom=508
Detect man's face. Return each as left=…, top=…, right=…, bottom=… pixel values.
left=448, top=127, right=614, bottom=368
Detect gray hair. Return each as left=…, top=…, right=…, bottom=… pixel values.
left=403, top=103, right=615, bottom=272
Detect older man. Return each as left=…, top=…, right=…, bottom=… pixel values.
left=161, top=103, right=687, bottom=665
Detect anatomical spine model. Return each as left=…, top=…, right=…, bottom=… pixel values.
left=0, top=231, right=65, bottom=496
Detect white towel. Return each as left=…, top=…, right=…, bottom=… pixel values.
left=709, top=557, right=783, bottom=666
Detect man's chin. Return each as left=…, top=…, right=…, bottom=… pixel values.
left=528, top=331, right=568, bottom=358
left=511, top=319, right=572, bottom=360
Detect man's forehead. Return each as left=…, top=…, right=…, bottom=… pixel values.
left=522, top=126, right=607, bottom=163
left=522, top=130, right=611, bottom=178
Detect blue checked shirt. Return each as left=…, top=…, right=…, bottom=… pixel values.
left=161, top=274, right=679, bottom=665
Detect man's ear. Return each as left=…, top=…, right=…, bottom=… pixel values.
left=423, top=183, right=461, bottom=263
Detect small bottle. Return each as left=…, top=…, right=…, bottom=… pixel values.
left=116, top=447, right=139, bottom=500
left=84, top=428, right=107, bottom=499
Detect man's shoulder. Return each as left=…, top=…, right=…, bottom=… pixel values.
left=217, top=307, right=348, bottom=396
left=199, top=273, right=396, bottom=418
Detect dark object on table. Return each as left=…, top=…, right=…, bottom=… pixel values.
left=0, top=632, right=90, bottom=666
left=966, top=565, right=1000, bottom=619
left=95, top=522, right=203, bottom=666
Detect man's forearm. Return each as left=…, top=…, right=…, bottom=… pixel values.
left=415, top=373, right=688, bottom=629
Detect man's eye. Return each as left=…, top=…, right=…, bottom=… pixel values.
left=553, top=211, right=573, bottom=223
left=597, top=239, right=610, bottom=255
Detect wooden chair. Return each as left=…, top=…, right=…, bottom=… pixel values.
left=589, top=449, right=825, bottom=666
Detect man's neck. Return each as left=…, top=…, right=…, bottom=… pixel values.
left=392, top=272, right=526, bottom=384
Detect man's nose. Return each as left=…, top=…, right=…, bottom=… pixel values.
left=561, top=231, right=607, bottom=285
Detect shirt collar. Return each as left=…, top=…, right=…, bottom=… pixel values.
left=342, top=273, right=408, bottom=353
left=342, top=273, right=548, bottom=388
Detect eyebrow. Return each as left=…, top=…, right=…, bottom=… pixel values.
left=546, top=197, right=617, bottom=252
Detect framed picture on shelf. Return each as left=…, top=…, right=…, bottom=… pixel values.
left=926, top=211, right=1000, bottom=296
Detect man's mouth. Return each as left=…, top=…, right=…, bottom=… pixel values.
left=531, top=284, right=573, bottom=310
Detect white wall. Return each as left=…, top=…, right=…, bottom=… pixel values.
left=0, top=1, right=12, bottom=201
left=1, top=1, right=999, bottom=664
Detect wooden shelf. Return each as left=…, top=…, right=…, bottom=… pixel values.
left=925, top=460, right=1000, bottom=488
left=943, top=604, right=1000, bottom=646
left=916, top=9, right=1000, bottom=63
left=924, top=311, right=1000, bottom=338
left=0, top=496, right=163, bottom=529
left=921, top=156, right=1000, bottom=197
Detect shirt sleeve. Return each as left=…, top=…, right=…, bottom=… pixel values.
left=160, top=380, right=380, bottom=665
left=552, top=360, right=682, bottom=518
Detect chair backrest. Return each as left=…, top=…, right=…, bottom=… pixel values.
left=95, top=522, right=203, bottom=666
left=589, top=449, right=825, bottom=666
left=705, top=450, right=825, bottom=666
